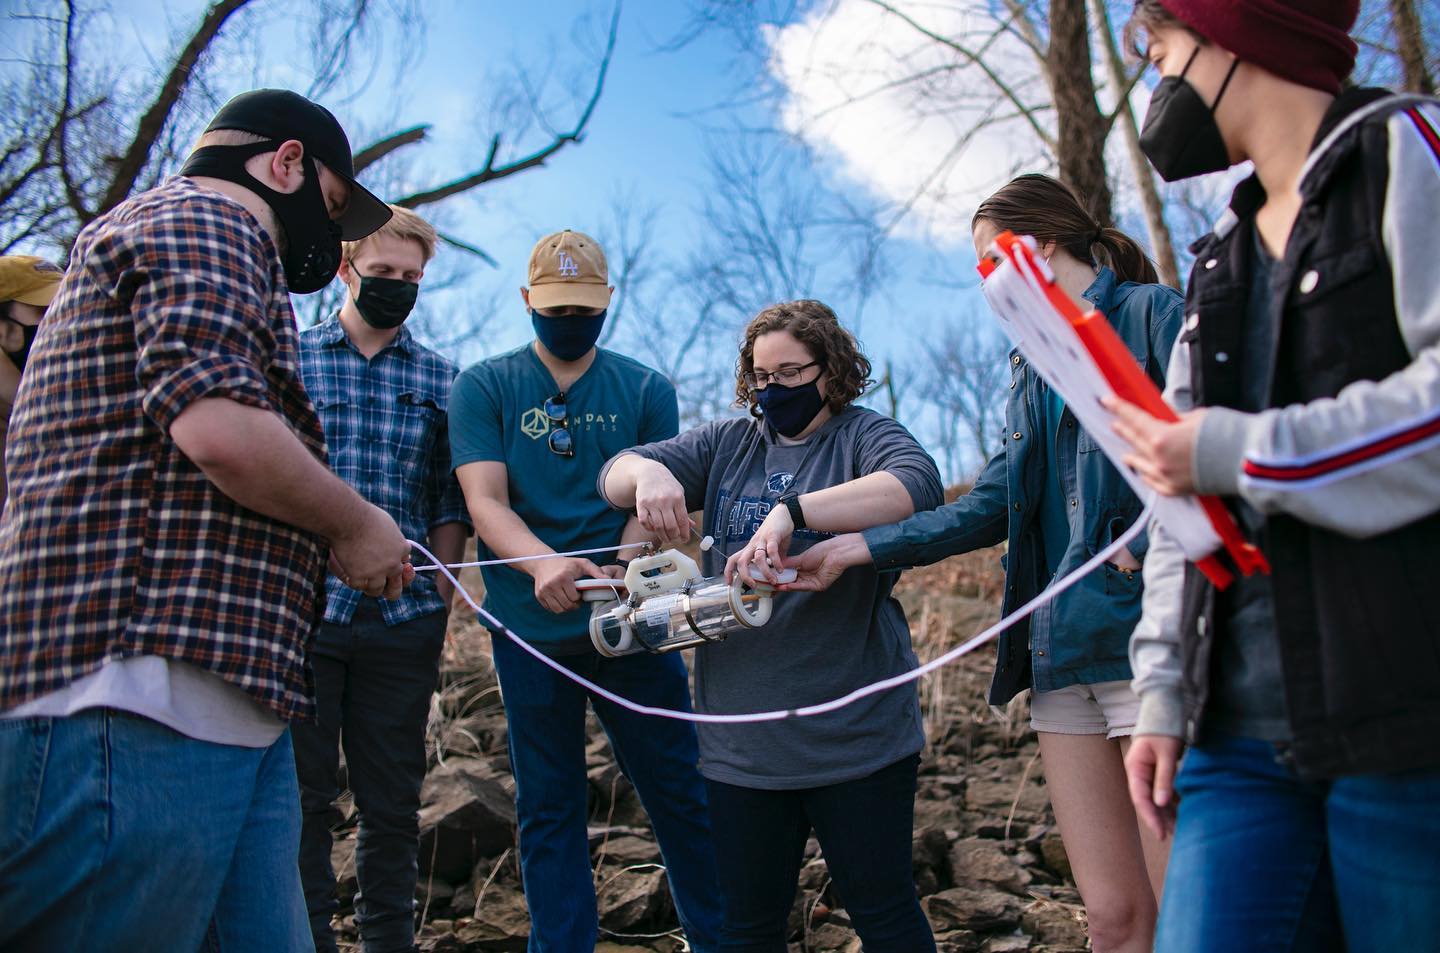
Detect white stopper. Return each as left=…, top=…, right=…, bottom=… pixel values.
left=699, top=535, right=715, bottom=552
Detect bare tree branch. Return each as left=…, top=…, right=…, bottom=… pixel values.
left=352, top=124, right=430, bottom=173
left=599, top=193, right=660, bottom=346
left=96, top=0, right=257, bottom=218
left=436, top=231, right=498, bottom=268
left=1390, top=0, right=1436, bottom=93
left=306, top=0, right=372, bottom=98
left=54, top=0, right=91, bottom=222
left=999, top=0, right=1045, bottom=59
left=393, top=1, right=621, bottom=209
left=862, top=0, right=1056, bottom=149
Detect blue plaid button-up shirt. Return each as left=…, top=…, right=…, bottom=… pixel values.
left=299, top=315, right=470, bottom=626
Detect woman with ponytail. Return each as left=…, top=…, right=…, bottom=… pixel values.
left=786, top=174, right=1184, bottom=952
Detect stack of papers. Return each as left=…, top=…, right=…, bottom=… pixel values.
left=979, top=231, right=1268, bottom=589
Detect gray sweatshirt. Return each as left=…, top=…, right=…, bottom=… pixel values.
left=600, top=406, right=943, bottom=789
left=1132, top=97, right=1440, bottom=739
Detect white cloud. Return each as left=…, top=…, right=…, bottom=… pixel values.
left=763, top=0, right=1056, bottom=244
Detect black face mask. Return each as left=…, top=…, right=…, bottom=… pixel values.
left=2, top=319, right=38, bottom=372
left=351, top=275, right=418, bottom=329
left=1139, top=47, right=1241, bottom=183
left=180, top=140, right=343, bottom=293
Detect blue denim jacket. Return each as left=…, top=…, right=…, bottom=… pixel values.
left=864, top=268, right=1183, bottom=704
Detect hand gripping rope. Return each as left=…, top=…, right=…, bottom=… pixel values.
left=406, top=499, right=1153, bottom=725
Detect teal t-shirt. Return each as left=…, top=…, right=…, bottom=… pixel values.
left=449, top=344, right=679, bottom=650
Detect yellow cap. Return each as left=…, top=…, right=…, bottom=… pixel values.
left=0, top=256, right=62, bottom=308
left=526, top=230, right=611, bottom=311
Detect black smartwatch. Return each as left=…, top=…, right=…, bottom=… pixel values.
left=777, top=491, right=807, bottom=531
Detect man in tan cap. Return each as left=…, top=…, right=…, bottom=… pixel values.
left=448, top=229, right=722, bottom=951
left=0, top=255, right=63, bottom=508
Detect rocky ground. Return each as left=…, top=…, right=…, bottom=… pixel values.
left=326, top=541, right=1091, bottom=952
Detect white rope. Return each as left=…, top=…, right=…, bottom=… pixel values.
left=410, top=540, right=650, bottom=572
left=408, top=499, right=1154, bottom=724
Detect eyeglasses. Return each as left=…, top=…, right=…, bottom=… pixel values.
left=544, top=392, right=573, bottom=457
left=744, top=361, right=822, bottom=390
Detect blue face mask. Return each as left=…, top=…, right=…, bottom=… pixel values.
left=531, top=309, right=606, bottom=362
left=754, top=378, right=826, bottom=438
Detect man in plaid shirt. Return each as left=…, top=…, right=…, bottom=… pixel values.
left=0, top=89, right=411, bottom=951
left=294, top=205, right=470, bottom=953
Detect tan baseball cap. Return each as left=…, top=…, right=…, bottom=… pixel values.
left=526, top=230, right=611, bottom=311
left=0, top=256, right=63, bottom=308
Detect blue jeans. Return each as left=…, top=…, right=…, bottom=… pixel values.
left=293, top=602, right=447, bottom=953
left=1158, top=734, right=1440, bottom=952
left=490, top=632, right=723, bottom=953
left=0, top=709, right=310, bottom=952
left=705, top=753, right=935, bottom=953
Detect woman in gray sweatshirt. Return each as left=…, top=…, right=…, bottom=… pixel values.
left=600, top=299, right=943, bottom=952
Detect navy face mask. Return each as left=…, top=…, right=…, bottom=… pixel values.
left=754, top=378, right=826, bottom=438
left=532, top=309, right=606, bottom=362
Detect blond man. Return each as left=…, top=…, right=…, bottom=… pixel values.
left=293, top=205, right=471, bottom=953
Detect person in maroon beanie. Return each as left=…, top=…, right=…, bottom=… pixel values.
left=1112, top=2, right=1440, bottom=951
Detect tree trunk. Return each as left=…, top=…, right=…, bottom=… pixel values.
left=1091, top=0, right=1180, bottom=287
left=1390, top=0, right=1435, bottom=94
left=1046, top=0, right=1114, bottom=226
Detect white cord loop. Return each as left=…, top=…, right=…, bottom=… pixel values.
left=410, top=500, right=1154, bottom=724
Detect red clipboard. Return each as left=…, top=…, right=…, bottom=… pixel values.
left=980, top=231, right=1269, bottom=589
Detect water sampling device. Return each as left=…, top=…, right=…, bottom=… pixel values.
left=580, top=544, right=790, bottom=657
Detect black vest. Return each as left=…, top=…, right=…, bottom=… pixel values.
left=1178, top=90, right=1440, bottom=779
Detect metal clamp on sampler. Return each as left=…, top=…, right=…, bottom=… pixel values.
left=578, top=544, right=791, bottom=657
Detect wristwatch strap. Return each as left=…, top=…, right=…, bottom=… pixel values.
left=778, top=491, right=807, bottom=531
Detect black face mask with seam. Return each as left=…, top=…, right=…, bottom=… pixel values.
left=1140, top=47, right=1241, bottom=183
left=352, top=276, right=419, bottom=329
left=180, top=140, right=343, bottom=293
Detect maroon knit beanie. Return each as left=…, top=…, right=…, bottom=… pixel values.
left=1157, top=0, right=1359, bottom=94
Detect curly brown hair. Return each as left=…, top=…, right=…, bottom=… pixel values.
left=734, top=299, right=873, bottom=418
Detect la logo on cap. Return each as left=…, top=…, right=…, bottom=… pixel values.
left=525, top=229, right=611, bottom=312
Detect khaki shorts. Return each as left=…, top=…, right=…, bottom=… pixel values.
left=1029, top=679, right=1140, bottom=739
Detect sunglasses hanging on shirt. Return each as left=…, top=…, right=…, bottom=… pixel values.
left=545, top=392, right=573, bottom=458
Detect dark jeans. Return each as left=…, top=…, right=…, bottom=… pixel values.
left=293, top=601, right=447, bottom=953
left=1157, top=733, right=1440, bottom=953
left=705, top=752, right=935, bottom=953
left=489, top=630, right=723, bottom=953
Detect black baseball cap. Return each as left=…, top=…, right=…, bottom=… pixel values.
left=203, top=88, right=392, bottom=241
